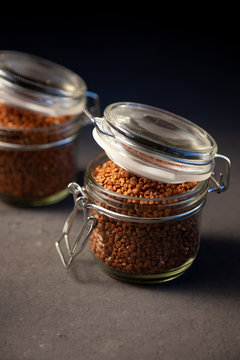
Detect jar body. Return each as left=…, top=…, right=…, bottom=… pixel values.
left=0, top=111, right=83, bottom=206
left=89, top=211, right=201, bottom=284
left=0, top=51, right=101, bottom=206
left=84, top=153, right=208, bottom=284
left=55, top=102, right=231, bottom=283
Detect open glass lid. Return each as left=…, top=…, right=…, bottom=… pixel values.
left=0, top=51, right=87, bottom=116
left=85, top=102, right=218, bottom=183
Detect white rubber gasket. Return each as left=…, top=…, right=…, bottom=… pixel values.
left=93, top=128, right=212, bottom=183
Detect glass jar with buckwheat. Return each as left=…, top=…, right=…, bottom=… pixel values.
left=0, top=51, right=99, bottom=206
left=56, top=102, right=231, bottom=284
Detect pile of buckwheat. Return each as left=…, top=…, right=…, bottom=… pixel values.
left=0, top=102, right=76, bottom=202
left=89, top=159, right=199, bottom=276
left=93, top=159, right=197, bottom=198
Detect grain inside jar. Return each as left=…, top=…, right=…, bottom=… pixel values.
left=89, top=159, right=200, bottom=277
left=0, top=103, right=78, bottom=205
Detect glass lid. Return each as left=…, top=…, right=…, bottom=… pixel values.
left=104, top=102, right=217, bottom=161
left=0, top=51, right=87, bottom=116
left=89, top=102, right=218, bottom=183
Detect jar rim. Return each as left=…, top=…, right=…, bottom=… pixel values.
left=85, top=152, right=208, bottom=203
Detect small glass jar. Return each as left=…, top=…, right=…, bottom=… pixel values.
left=0, top=51, right=99, bottom=206
left=56, top=102, right=231, bottom=284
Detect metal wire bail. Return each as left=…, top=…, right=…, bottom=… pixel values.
left=208, top=154, right=231, bottom=193
left=55, top=182, right=98, bottom=268
left=84, top=108, right=114, bottom=137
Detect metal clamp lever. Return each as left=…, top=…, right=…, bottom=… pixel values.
left=208, top=154, right=231, bottom=193
left=55, top=183, right=98, bottom=268
left=84, top=108, right=114, bottom=137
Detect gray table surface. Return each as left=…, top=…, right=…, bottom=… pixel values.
left=1, top=125, right=240, bottom=360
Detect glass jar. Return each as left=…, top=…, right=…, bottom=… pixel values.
left=56, top=102, right=231, bottom=284
left=0, top=51, right=99, bottom=206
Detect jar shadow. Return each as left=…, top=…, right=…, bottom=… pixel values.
left=69, top=258, right=101, bottom=284
left=62, top=236, right=240, bottom=296
left=68, top=244, right=106, bottom=285
left=142, top=236, right=240, bottom=297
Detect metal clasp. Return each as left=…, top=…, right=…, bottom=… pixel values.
left=55, top=183, right=97, bottom=268
left=81, top=91, right=101, bottom=126
left=208, top=154, right=231, bottom=193
left=84, top=108, right=114, bottom=137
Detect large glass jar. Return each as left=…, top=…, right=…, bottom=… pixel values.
left=0, top=51, right=99, bottom=206
left=56, top=102, right=231, bottom=284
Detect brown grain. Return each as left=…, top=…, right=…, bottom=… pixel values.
left=89, top=159, right=200, bottom=276
left=0, top=102, right=77, bottom=203
left=93, top=159, right=197, bottom=198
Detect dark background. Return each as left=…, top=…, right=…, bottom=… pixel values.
left=1, top=11, right=239, bottom=136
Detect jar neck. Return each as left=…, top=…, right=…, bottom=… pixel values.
left=83, top=153, right=209, bottom=221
